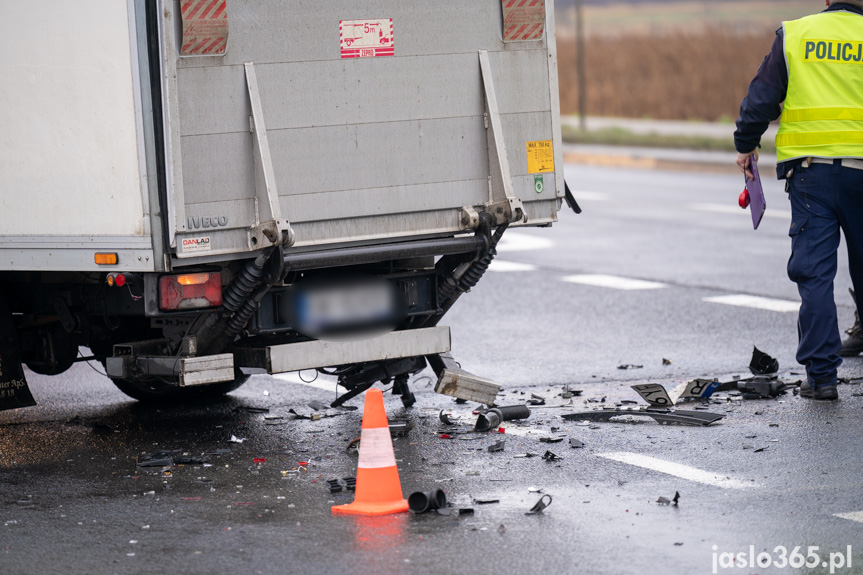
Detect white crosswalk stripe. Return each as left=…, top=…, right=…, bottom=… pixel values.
left=835, top=511, right=863, bottom=524
left=562, top=274, right=667, bottom=291
left=703, top=295, right=800, bottom=313
left=487, top=260, right=538, bottom=273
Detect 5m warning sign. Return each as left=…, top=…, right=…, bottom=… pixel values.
left=340, top=19, right=394, bottom=59
left=526, top=140, right=554, bottom=174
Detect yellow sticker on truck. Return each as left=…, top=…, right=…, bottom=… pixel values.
left=526, top=140, right=554, bottom=174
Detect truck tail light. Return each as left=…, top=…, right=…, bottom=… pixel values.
left=159, top=272, right=222, bottom=311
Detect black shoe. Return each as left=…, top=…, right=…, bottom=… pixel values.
left=840, top=311, right=863, bottom=357
left=800, top=380, right=839, bottom=400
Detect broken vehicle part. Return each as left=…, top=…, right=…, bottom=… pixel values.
left=716, top=376, right=791, bottom=399
left=657, top=492, right=680, bottom=506
left=439, top=410, right=458, bottom=425
left=561, top=408, right=725, bottom=427
left=487, top=440, right=506, bottom=453
left=408, top=489, right=447, bottom=514
left=569, top=438, right=585, bottom=448
left=474, top=405, right=531, bottom=431
left=542, top=451, right=562, bottom=462
left=749, top=347, right=779, bottom=376
left=526, top=494, right=553, bottom=515
left=427, top=352, right=500, bottom=406
left=632, top=384, right=674, bottom=407
left=539, top=437, right=565, bottom=444
left=436, top=507, right=474, bottom=517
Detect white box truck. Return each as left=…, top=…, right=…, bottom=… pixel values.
left=0, top=0, right=567, bottom=410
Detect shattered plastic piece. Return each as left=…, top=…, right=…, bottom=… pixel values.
left=656, top=492, right=680, bottom=506
left=326, top=477, right=357, bottom=494
left=539, top=437, right=565, bottom=444
left=528, top=394, right=546, bottom=406
left=487, top=440, right=505, bottom=453
left=754, top=446, right=768, bottom=453
left=308, top=401, right=328, bottom=412
left=562, top=409, right=724, bottom=427
left=174, top=456, right=207, bottom=465
left=439, top=410, right=458, bottom=425
left=253, top=458, right=266, bottom=464
left=389, top=420, right=413, bottom=437
left=527, top=487, right=543, bottom=493
left=525, top=494, right=553, bottom=515
left=617, top=364, right=644, bottom=370
left=473, top=498, right=500, bottom=505
left=569, top=438, right=585, bottom=449
left=137, top=452, right=174, bottom=468
left=631, top=384, right=674, bottom=407
left=542, top=450, right=562, bottom=462
left=749, top=347, right=779, bottom=376
left=662, top=358, right=673, bottom=366
left=513, top=453, right=539, bottom=459
left=229, top=435, right=246, bottom=444
left=437, top=507, right=474, bottom=517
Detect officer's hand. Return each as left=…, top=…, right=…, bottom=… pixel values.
left=736, top=150, right=758, bottom=181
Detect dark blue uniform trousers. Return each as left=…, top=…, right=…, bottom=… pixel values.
left=787, top=161, right=863, bottom=388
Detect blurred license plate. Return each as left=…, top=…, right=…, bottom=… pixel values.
left=290, top=277, right=403, bottom=338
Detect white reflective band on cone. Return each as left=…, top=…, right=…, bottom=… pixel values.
left=357, top=427, right=397, bottom=469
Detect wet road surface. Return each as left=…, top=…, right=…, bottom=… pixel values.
left=2, top=163, right=863, bottom=575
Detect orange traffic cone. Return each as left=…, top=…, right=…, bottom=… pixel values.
left=331, top=388, right=409, bottom=516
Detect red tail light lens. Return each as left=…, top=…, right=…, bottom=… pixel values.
left=159, top=272, right=222, bottom=311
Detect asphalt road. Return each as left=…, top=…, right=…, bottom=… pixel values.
left=2, top=161, right=863, bottom=575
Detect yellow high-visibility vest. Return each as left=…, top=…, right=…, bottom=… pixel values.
left=777, top=11, right=863, bottom=162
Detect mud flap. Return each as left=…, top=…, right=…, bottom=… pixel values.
left=0, top=292, right=37, bottom=411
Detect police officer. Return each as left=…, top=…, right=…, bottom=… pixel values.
left=735, top=0, right=863, bottom=400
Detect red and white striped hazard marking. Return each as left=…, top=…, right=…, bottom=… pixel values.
left=502, top=0, right=545, bottom=42
left=340, top=19, right=394, bottom=59
left=180, top=0, right=229, bottom=57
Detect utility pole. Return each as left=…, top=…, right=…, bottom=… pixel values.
left=575, top=0, right=587, bottom=130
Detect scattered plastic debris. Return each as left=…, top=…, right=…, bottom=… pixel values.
left=473, top=498, right=500, bottom=505
left=525, top=494, right=553, bottom=515
left=436, top=507, right=474, bottom=517
left=539, top=437, right=565, bottom=444
left=656, top=492, right=680, bottom=506
left=513, top=453, right=539, bottom=459
left=487, top=440, right=505, bottom=453
left=749, top=347, right=779, bottom=376
left=617, top=364, right=644, bottom=370
left=662, top=358, right=673, bottom=366
left=326, top=477, right=357, bottom=494
left=527, top=394, right=546, bottom=406
left=137, top=451, right=174, bottom=468
left=569, top=438, right=585, bottom=449
left=439, top=434, right=453, bottom=440
left=562, top=408, right=724, bottom=427
left=542, top=450, right=562, bottom=462
left=234, top=406, right=269, bottom=414
left=439, top=410, right=458, bottom=425
left=229, top=435, right=246, bottom=444
left=308, top=401, right=328, bottom=412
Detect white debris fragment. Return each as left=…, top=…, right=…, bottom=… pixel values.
left=229, top=435, right=246, bottom=444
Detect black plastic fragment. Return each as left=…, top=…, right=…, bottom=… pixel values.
left=569, top=438, right=585, bottom=448
left=526, top=494, right=553, bottom=515
left=749, top=346, right=779, bottom=376
left=327, top=477, right=357, bottom=494
left=539, top=437, right=565, bottom=444
left=487, top=440, right=506, bottom=453
left=436, top=507, right=474, bottom=517
left=542, top=450, right=562, bottom=462
left=137, top=451, right=174, bottom=467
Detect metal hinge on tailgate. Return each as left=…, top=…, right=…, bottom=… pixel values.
left=244, top=62, right=295, bottom=250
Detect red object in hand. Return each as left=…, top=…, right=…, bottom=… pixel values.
left=739, top=189, right=751, bottom=209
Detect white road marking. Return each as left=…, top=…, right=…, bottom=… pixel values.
left=689, top=203, right=791, bottom=220
left=562, top=274, right=667, bottom=291
left=835, top=511, right=863, bottom=524
left=497, top=232, right=554, bottom=252
left=487, top=260, right=538, bottom=273
left=598, top=452, right=758, bottom=489
left=703, top=294, right=800, bottom=313
left=273, top=372, right=348, bottom=394
left=572, top=190, right=610, bottom=202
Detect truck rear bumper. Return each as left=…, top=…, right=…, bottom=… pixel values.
left=235, top=327, right=451, bottom=374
